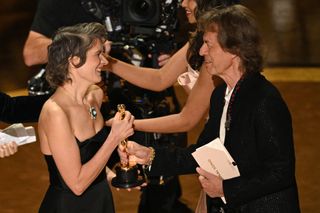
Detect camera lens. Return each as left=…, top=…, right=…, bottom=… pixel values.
left=129, top=0, right=156, bottom=20
left=134, top=0, right=149, bottom=16
left=123, top=0, right=160, bottom=26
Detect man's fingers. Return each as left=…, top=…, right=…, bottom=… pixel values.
left=0, top=147, right=4, bottom=158
left=3, top=147, right=9, bottom=157
left=196, top=167, right=212, bottom=178
left=128, top=155, right=137, bottom=167
left=118, top=144, right=126, bottom=152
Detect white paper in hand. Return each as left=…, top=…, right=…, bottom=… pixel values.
left=0, top=132, right=29, bottom=145
left=192, top=138, right=240, bottom=204
left=1, top=123, right=36, bottom=146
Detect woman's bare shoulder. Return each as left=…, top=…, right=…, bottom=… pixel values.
left=40, top=97, right=67, bottom=122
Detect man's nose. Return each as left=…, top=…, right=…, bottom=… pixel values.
left=199, top=43, right=207, bottom=56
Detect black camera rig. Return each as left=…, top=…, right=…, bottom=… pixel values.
left=81, top=0, right=181, bottom=67
left=87, top=0, right=186, bottom=148
left=28, top=0, right=181, bottom=96
left=81, top=0, right=183, bottom=114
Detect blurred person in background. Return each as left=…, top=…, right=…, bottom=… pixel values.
left=0, top=91, right=49, bottom=158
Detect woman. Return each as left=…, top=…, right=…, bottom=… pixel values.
left=106, top=0, right=238, bottom=133
left=119, top=5, right=300, bottom=212
left=38, top=22, right=134, bottom=212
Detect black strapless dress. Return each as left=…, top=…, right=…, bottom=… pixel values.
left=39, top=126, right=115, bottom=213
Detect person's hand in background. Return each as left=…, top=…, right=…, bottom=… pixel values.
left=0, top=142, right=18, bottom=158
left=157, top=54, right=171, bottom=67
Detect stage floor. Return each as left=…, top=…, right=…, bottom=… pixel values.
left=1, top=69, right=320, bottom=212
left=1, top=0, right=320, bottom=211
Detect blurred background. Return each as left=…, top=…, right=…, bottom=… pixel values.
left=0, top=0, right=319, bottom=92
left=0, top=0, right=319, bottom=212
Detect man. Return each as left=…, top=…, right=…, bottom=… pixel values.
left=119, top=5, right=301, bottom=212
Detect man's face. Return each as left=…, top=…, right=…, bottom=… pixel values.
left=199, top=31, right=236, bottom=77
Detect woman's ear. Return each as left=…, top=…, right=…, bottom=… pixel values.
left=69, top=56, right=80, bottom=68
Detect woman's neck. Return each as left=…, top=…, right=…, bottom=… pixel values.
left=59, top=84, right=88, bottom=105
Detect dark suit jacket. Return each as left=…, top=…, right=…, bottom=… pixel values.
left=0, top=92, right=49, bottom=123
left=149, top=72, right=300, bottom=212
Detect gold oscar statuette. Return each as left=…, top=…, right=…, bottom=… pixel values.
left=111, top=104, right=144, bottom=188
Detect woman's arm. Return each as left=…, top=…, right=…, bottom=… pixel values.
left=38, top=102, right=133, bottom=196
left=133, top=66, right=220, bottom=133
left=86, top=85, right=104, bottom=108
left=106, top=43, right=189, bottom=92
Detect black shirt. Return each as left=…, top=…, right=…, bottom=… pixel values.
left=31, top=0, right=100, bottom=37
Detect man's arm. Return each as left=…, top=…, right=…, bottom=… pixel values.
left=0, top=92, right=49, bottom=123
left=23, top=31, right=52, bottom=67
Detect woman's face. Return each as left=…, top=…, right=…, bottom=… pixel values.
left=76, top=39, right=108, bottom=84
left=181, top=0, right=198, bottom=24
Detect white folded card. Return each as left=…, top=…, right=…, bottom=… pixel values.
left=0, top=123, right=36, bottom=146
left=192, top=138, right=240, bottom=203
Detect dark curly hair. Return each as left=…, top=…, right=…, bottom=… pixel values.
left=187, top=0, right=239, bottom=70
left=46, top=22, right=107, bottom=89
left=198, top=5, right=263, bottom=74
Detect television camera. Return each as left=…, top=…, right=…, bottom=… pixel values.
left=91, top=0, right=186, bottom=147
left=81, top=0, right=181, bottom=67
left=29, top=0, right=181, bottom=95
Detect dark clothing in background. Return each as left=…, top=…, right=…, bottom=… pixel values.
left=0, top=92, right=48, bottom=123
left=31, top=0, right=98, bottom=37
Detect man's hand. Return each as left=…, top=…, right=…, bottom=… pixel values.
left=118, top=141, right=152, bottom=166
left=196, top=167, right=224, bottom=198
